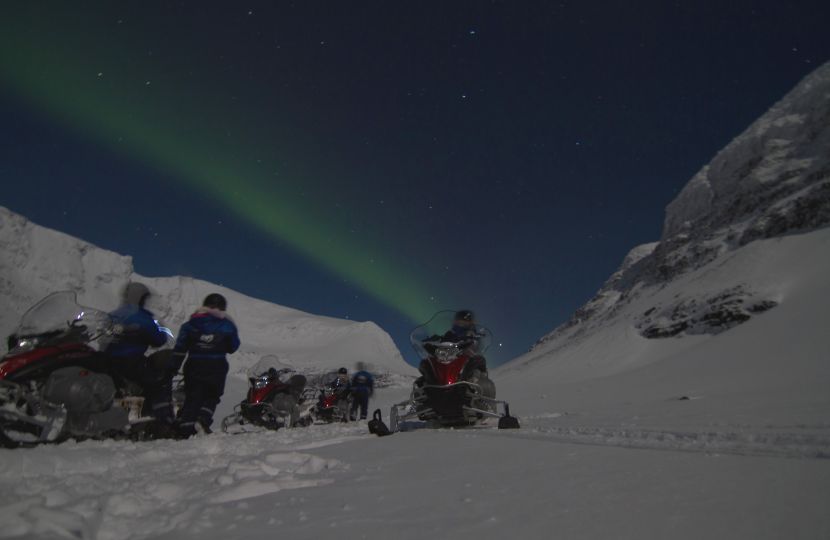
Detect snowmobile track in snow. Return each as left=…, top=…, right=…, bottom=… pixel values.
left=468, top=424, right=830, bottom=460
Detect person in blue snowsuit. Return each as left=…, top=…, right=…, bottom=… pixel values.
left=349, top=367, right=374, bottom=421
left=326, top=367, right=351, bottom=403
left=170, top=293, right=240, bottom=437
left=105, top=282, right=174, bottom=426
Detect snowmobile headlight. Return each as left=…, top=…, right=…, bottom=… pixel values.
left=8, top=337, right=39, bottom=355
left=252, top=375, right=271, bottom=389
left=434, top=346, right=460, bottom=364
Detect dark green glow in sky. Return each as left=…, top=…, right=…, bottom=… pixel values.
left=0, top=13, right=448, bottom=325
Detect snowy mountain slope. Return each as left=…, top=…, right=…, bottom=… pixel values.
left=130, top=273, right=412, bottom=380
left=515, top=61, right=830, bottom=371
left=499, top=227, right=830, bottom=428
left=494, top=62, right=830, bottom=446
left=0, top=205, right=415, bottom=385
left=0, top=207, right=132, bottom=335
left=663, top=62, right=830, bottom=241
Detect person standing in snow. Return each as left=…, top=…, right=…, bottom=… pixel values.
left=170, top=293, right=240, bottom=437
left=105, top=282, right=175, bottom=430
left=349, top=365, right=374, bottom=421
left=330, top=367, right=351, bottom=397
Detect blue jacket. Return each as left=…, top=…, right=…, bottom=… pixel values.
left=105, top=304, right=168, bottom=359
left=350, top=370, right=374, bottom=394
left=172, top=309, right=240, bottom=369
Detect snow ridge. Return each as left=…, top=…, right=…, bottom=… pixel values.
left=521, top=425, right=830, bottom=460
left=0, top=205, right=414, bottom=380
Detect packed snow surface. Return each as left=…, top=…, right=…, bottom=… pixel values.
left=1, top=381, right=828, bottom=540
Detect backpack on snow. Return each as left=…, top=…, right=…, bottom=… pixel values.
left=367, top=408, right=392, bottom=437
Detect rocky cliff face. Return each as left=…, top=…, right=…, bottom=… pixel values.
left=535, top=61, right=830, bottom=349
left=0, top=208, right=133, bottom=335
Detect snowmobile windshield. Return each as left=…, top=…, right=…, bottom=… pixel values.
left=246, top=354, right=295, bottom=379
left=409, top=310, right=493, bottom=360
left=150, top=322, right=175, bottom=350
left=9, top=291, right=113, bottom=354
left=142, top=296, right=175, bottom=348
left=319, top=371, right=350, bottom=387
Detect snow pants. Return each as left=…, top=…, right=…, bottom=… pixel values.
left=177, top=358, right=228, bottom=435
left=350, top=387, right=371, bottom=420
left=112, top=355, right=174, bottom=424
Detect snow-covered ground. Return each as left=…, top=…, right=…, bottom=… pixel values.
left=1, top=379, right=828, bottom=540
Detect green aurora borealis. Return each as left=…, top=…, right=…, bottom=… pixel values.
left=0, top=12, right=448, bottom=325
left=4, top=4, right=830, bottom=367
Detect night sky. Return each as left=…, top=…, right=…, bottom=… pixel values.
left=2, top=2, right=829, bottom=366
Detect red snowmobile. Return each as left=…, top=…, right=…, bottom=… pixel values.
left=0, top=291, right=174, bottom=448
left=311, top=371, right=353, bottom=423
left=387, top=311, right=519, bottom=432
left=221, top=356, right=312, bottom=433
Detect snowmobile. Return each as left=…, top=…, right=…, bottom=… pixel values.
left=386, top=311, right=519, bottom=433
left=310, top=371, right=353, bottom=423
left=0, top=291, right=175, bottom=448
left=221, top=355, right=313, bottom=433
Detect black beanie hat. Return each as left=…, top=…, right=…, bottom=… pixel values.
left=203, top=293, right=227, bottom=311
